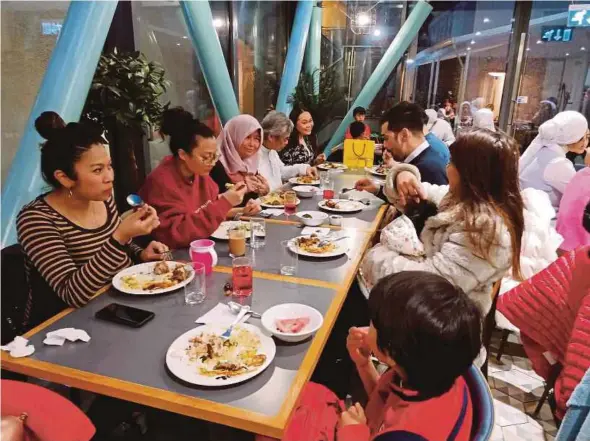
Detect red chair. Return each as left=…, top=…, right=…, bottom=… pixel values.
left=1, top=380, right=95, bottom=441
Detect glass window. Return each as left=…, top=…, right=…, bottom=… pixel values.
left=511, top=1, right=590, bottom=149
left=1, top=1, right=70, bottom=186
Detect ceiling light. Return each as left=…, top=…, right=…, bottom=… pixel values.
left=373, top=29, right=381, bottom=37
left=212, top=17, right=224, bottom=28
left=467, top=47, right=471, bottom=51
left=182, top=36, right=188, bottom=39
left=470, top=40, right=475, bottom=45
left=396, top=4, right=404, bottom=8
left=488, top=72, right=505, bottom=77
left=536, top=40, right=542, bottom=44
left=356, top=13, right=370, bottom=26
left=483, top=17, right=490, bottom=23
left=526, top=48, right=530, bottom=51
left=582, top=47, right=587, bottom=51
left=406, top=58, right=415, bottom=64
left=176, top=43, right=181, bottom=46
left=475, top=31, right=481, bottom=36
left=566, top=52, right=570, bottom=56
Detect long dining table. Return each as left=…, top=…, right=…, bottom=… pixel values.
left=1, top=168, right=387, bottom=438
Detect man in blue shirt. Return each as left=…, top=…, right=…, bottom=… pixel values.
left=355, top=102, right=449, bottom=196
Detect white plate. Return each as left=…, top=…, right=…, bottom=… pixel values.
left=166, top=323, right=276, bottom=387
left=112, top=261, right=194, bottom=296
left=317, top=163, right=348, bottom=171
left=211, top=221, right=264, bottom=240
left=365, top=166, right=388, bottom=177
left=287, top=236, right=348, bottom=258
left=259, top=198, right=301, bottom=209
left=288, top=177, right=320, bottom=186
left=318, top=199, right=365, bottom=213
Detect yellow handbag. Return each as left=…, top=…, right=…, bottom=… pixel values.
left=343, top=139, right=375, bottom=169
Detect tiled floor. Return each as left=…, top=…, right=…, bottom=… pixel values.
left=488, top=331, right=558, bottom=441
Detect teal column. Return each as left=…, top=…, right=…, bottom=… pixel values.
left=324, top=1, right=432, bottom=154
left=276, top=0, right=314, bottom=115
left=1, top=0, right=118, bottom=247
left=180, top=0, right=240, bottom=125
left=304, top=3, right=322, bottom=96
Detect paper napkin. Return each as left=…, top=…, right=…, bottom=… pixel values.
left=1, top=336, right=35, bottom=358
left=260, top=209, right=284, bottom=217
left=195, top=303, right=250, bottom=326
left=43, top=328, right=91, bottom=346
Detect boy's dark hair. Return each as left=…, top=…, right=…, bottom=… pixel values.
left=368, top=272, right=481, bottom=398
left=381, top=102, right=427, bottom=134
left=353, top=106, right=366, bottom=117
left=404, top=200, right=438, bottom=235
left=349, top=121, right=367, bottom=139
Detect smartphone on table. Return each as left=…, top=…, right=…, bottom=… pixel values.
left=95, top=303, right=155, bottom=328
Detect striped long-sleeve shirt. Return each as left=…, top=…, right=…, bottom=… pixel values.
left=17, top=196, right=142, bottom=326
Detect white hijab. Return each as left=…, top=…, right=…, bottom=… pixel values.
left=425, top=109, right=438, bottom=131
left=519, top=110, right=588, bottom=173
left=472, top=108, right=496, bottom=131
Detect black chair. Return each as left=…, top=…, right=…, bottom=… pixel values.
left=1, top=244, right=28, bottom=345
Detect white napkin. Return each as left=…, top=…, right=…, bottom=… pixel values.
left=43, top=328, right=91, bottom=346
left=1, top=336, right=35, bottom=358
left=195, top=303, right=249, bottom=326
left=261, top=209, right=284, bottom=217
left=301, top=227, right=331, bottom=236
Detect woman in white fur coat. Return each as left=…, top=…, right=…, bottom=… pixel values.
left=362, top=129, right=526, bottom=317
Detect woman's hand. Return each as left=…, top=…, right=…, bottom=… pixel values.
left=313, top=153, right=326, bottom=166
left=114, top=205, right=160, bottom=244
left=347, top=326, right=371, bottom=367
left=140, top=241, right=170, bottom=262
left=354, top=178, right=379, bottom=194
left=254, top=175, right=270, bottom=196
left=242, top=199, right=261, bottom=216
left=222, top=182, right=248, bottom=207
left=306, top=167, right=319, bottom=179
left=340, top=403, right=367, bottom=427
left=396, top=171, right=426, bottom=207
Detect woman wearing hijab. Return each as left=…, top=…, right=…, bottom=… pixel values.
left=519, top=110, right=588, bottom=211
left=210, top=114, right=270, bottom=204
left=532, top=97, right=558, bottom=127
left=425, top=109, right=455, bottom=146
left=458, top=101, right=474, bottom=129
left=472, top=108, right=496, bottom=132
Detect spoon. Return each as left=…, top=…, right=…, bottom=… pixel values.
left=227, top=301, right=261, bottom=318
left=126, top=194, right=145, bottom=209
left=221, top=305, right=250, bottom=339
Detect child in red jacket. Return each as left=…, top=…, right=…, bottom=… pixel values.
left=260, top=272, right=482, bottom=441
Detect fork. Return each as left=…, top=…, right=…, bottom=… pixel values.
left=162, top=250, right=174, bottom=261
left=318, top=236, right=350, bottom=248
left=221, top=305, right=250, bottom=339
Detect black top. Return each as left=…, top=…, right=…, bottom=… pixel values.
left=279, top=136, right=315, bottom=166
left=209, top=162, right=259, bottom=206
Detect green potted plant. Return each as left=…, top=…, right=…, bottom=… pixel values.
left=83, top=48, right=170, bottom=210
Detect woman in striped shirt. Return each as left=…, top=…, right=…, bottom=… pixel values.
left=17, top=112, right=167, bottom=328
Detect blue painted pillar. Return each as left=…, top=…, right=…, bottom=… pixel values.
left=324, top=1, right=432, bottom=154
left=305, top=3, right=322, bottom=96
left=276, top=1, right=314, bottom=115
left=1, top=1, right=118, bottom=247
left=180, top=1, right=240, bottom=125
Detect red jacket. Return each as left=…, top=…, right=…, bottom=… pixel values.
left=139, top=156, right=232, bottom=249
left=339, top=370, right=472, bottom=441
left=497, top=247, right=590, bottom=418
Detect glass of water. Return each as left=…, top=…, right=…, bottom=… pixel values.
left=249, top=218, right=266, bottom=249
left=184, top=262, right=206, bottom=305
left=280, top=240, right=298, bottom=276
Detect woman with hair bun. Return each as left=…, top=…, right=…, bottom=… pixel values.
left=139, top=107, right=259, bottom=249
left=17, top=111, right=166, bottom=328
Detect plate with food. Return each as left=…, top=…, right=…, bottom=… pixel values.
left=287, top=234, right=348, bottom=258
left=166, top=323, right=276, bottom=386
left=288, top=176, right=320, bottom=186
left=211, top=221, right=264, bottom=240
left=317, top=199, right=365, bottom=213
left=365, top=165, right=389, bottom=177
left=113, top=261, right=194, bottom=295
left=259, top=192, right=301, bottom=208
left=317, top=162, right=348, bottom=171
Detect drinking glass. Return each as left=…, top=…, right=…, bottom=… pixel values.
left=232, top=257, right=253, bottom=297
left=228, top=228, right=246, bottom=258
left=280, top=240, right=298, bottom=276
left=249, top=218, right=266, bottom=249
left=320, top=171, right=335, bottom=199
left=284, top=190, right=298, bottom=216
left=184, top=262, right=206, bottom=305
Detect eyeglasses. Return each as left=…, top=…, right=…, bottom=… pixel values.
left=197, top=152, right=220, bottom=165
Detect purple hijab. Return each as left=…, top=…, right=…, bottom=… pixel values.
left=217, top=115, right=263, bottom=179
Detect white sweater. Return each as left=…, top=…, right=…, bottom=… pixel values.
left=258, top=146, right=310, bottom=191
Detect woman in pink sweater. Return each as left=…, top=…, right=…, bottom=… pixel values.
left=140, top=108, right=261, bottom=249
